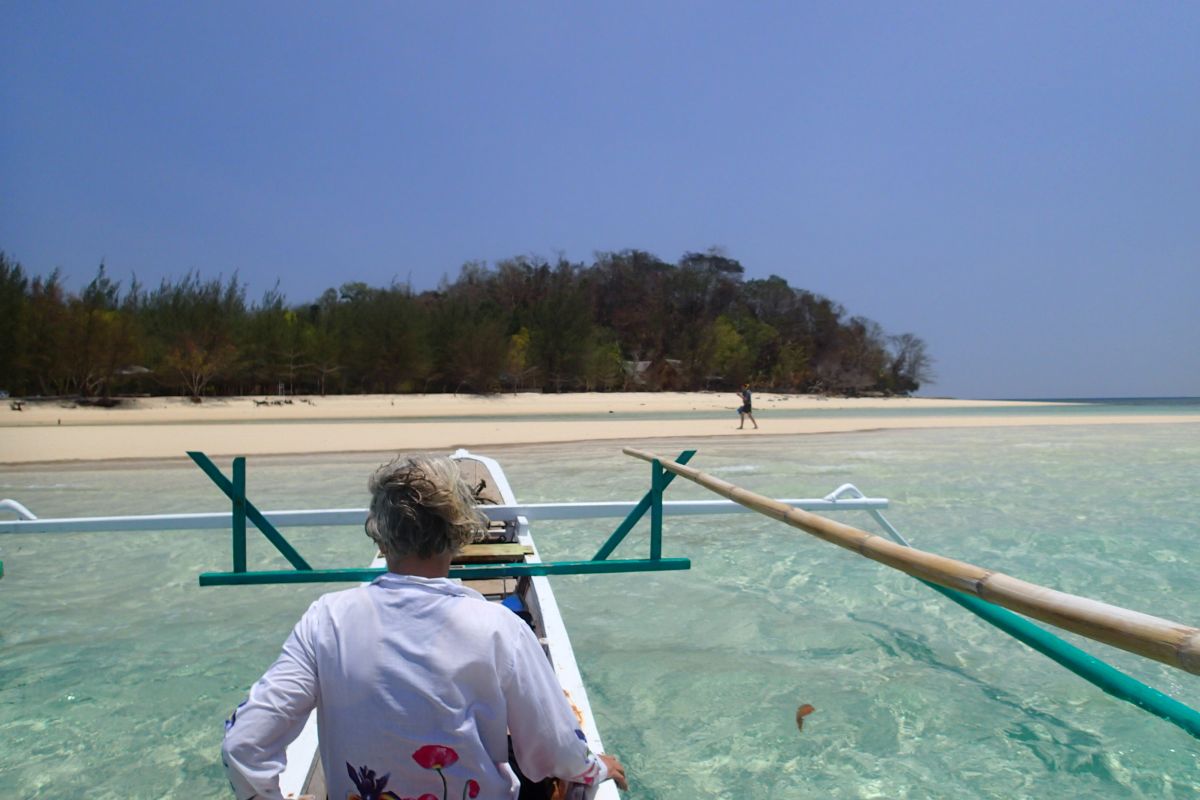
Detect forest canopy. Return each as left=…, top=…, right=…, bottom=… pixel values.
left=0, top=249, right=933, bottom=399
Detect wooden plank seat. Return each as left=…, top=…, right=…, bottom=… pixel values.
left=453, top=543, right=534, bottom=564
left=461, top=577, right=518, bottom=599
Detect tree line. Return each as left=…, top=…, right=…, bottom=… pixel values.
left=0, top=249, right=933, bottom=400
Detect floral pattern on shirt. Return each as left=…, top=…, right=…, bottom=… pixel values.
left=348, top=746, right=481, bottom=800
left=346, top=763, right=401, bottom=800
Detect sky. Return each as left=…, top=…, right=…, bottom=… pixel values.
left=2, top=2, right=1198, bottom=399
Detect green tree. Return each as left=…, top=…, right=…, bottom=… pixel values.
left=885, top=333, right=934, bottom=394
left=711, top=316, right=752, bottom=386
left=591, top=250, right=672, bottom=361
left=23, top=272, right=70, bottom=395
left=815, top=316, right=887, bottom=394
left=301, top=289, right=343, bottom=395
left=429, top=266, right=509, bottom=393
left=505, top=327, right=534, bottom=392
left=580, top=329, right=623, bottom=392
left=64, top=264, right=139, bottom=397
left=0, top=245, right=934, bottom=399
left=0, top=253, right=29, bottom=392
left=335, top=283, right=430, bottom=393
left=527, top=261, right=593, bottom=392
left=771, top=341, right=811, bottom=390
left=239, top=287, right=312, bottom=394
left=137, top=272, right=247, bottom=399
left=661, top=251, right=744, bottom=385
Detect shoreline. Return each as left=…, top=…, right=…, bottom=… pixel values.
left=1, top=392, right=1195, bottom=466
left=1, top=391, right=1065, bottom=426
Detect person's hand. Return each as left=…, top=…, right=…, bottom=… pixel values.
left=600, top=754, right=628, bottom=791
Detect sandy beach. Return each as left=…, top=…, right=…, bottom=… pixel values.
left=1, top=392, right=1195, bottom=465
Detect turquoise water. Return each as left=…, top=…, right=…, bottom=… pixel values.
left=2, top=415, right=1199, bottom=797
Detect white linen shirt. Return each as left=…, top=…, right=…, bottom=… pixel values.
left=222, top=573, right=606, bottom=800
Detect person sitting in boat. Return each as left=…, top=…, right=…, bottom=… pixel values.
left=221, top=453, right=628, bottom=800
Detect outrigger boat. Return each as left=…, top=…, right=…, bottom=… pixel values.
left=0, top=447, right=828, bottom=798
left=3, top=445, right=1199, bottom=798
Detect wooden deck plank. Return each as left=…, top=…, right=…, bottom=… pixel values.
left=462, top=577, right=517, bottom=598
left=455, top=543, right=534, bottom=563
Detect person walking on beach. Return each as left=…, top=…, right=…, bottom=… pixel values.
left=221, top=453, right=627, bottom=800
left=737, top=383, right=758, bottom=429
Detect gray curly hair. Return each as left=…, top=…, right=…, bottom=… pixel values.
left=365, top=454, right=487, bottom=561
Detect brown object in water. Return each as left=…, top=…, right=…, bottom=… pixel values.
left=796, top=703, right=815, bottom=731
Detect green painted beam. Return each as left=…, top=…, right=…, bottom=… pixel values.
left=188, top=451, right=312, bottom=571
left=593, top=449, right=695, bottom=561
left=650, top=459, right=664, bottom=560
left=199, top=557, right=692, bottom=586
left=924, top=580, right=1200, bottom=740
left=232, top=457, right=247, bottom=573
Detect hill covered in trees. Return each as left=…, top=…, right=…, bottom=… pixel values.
left=0, top=249, right=932, bottom=399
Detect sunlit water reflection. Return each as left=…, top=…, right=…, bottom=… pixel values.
left=2, top=419, right=1198, bottom=797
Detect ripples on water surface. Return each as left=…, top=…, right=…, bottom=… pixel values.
left=2, top=421, right=1199, bottom=797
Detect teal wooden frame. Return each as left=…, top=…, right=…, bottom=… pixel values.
left=190, top=450, right=693, bottom=587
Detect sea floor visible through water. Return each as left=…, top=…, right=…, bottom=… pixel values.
left=1, top=418, right=1199, bottom=797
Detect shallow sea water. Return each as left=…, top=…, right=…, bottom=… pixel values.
left=2, top=416, right=1199, bottom=798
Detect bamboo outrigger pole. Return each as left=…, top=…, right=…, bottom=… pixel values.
left=624, top=447, right=1200, bottom=677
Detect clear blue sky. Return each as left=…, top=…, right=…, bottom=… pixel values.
left=3, top=2, right=1197, bottom=398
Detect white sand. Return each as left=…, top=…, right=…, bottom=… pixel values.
left=0, top=392, right=1193, bottom=464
